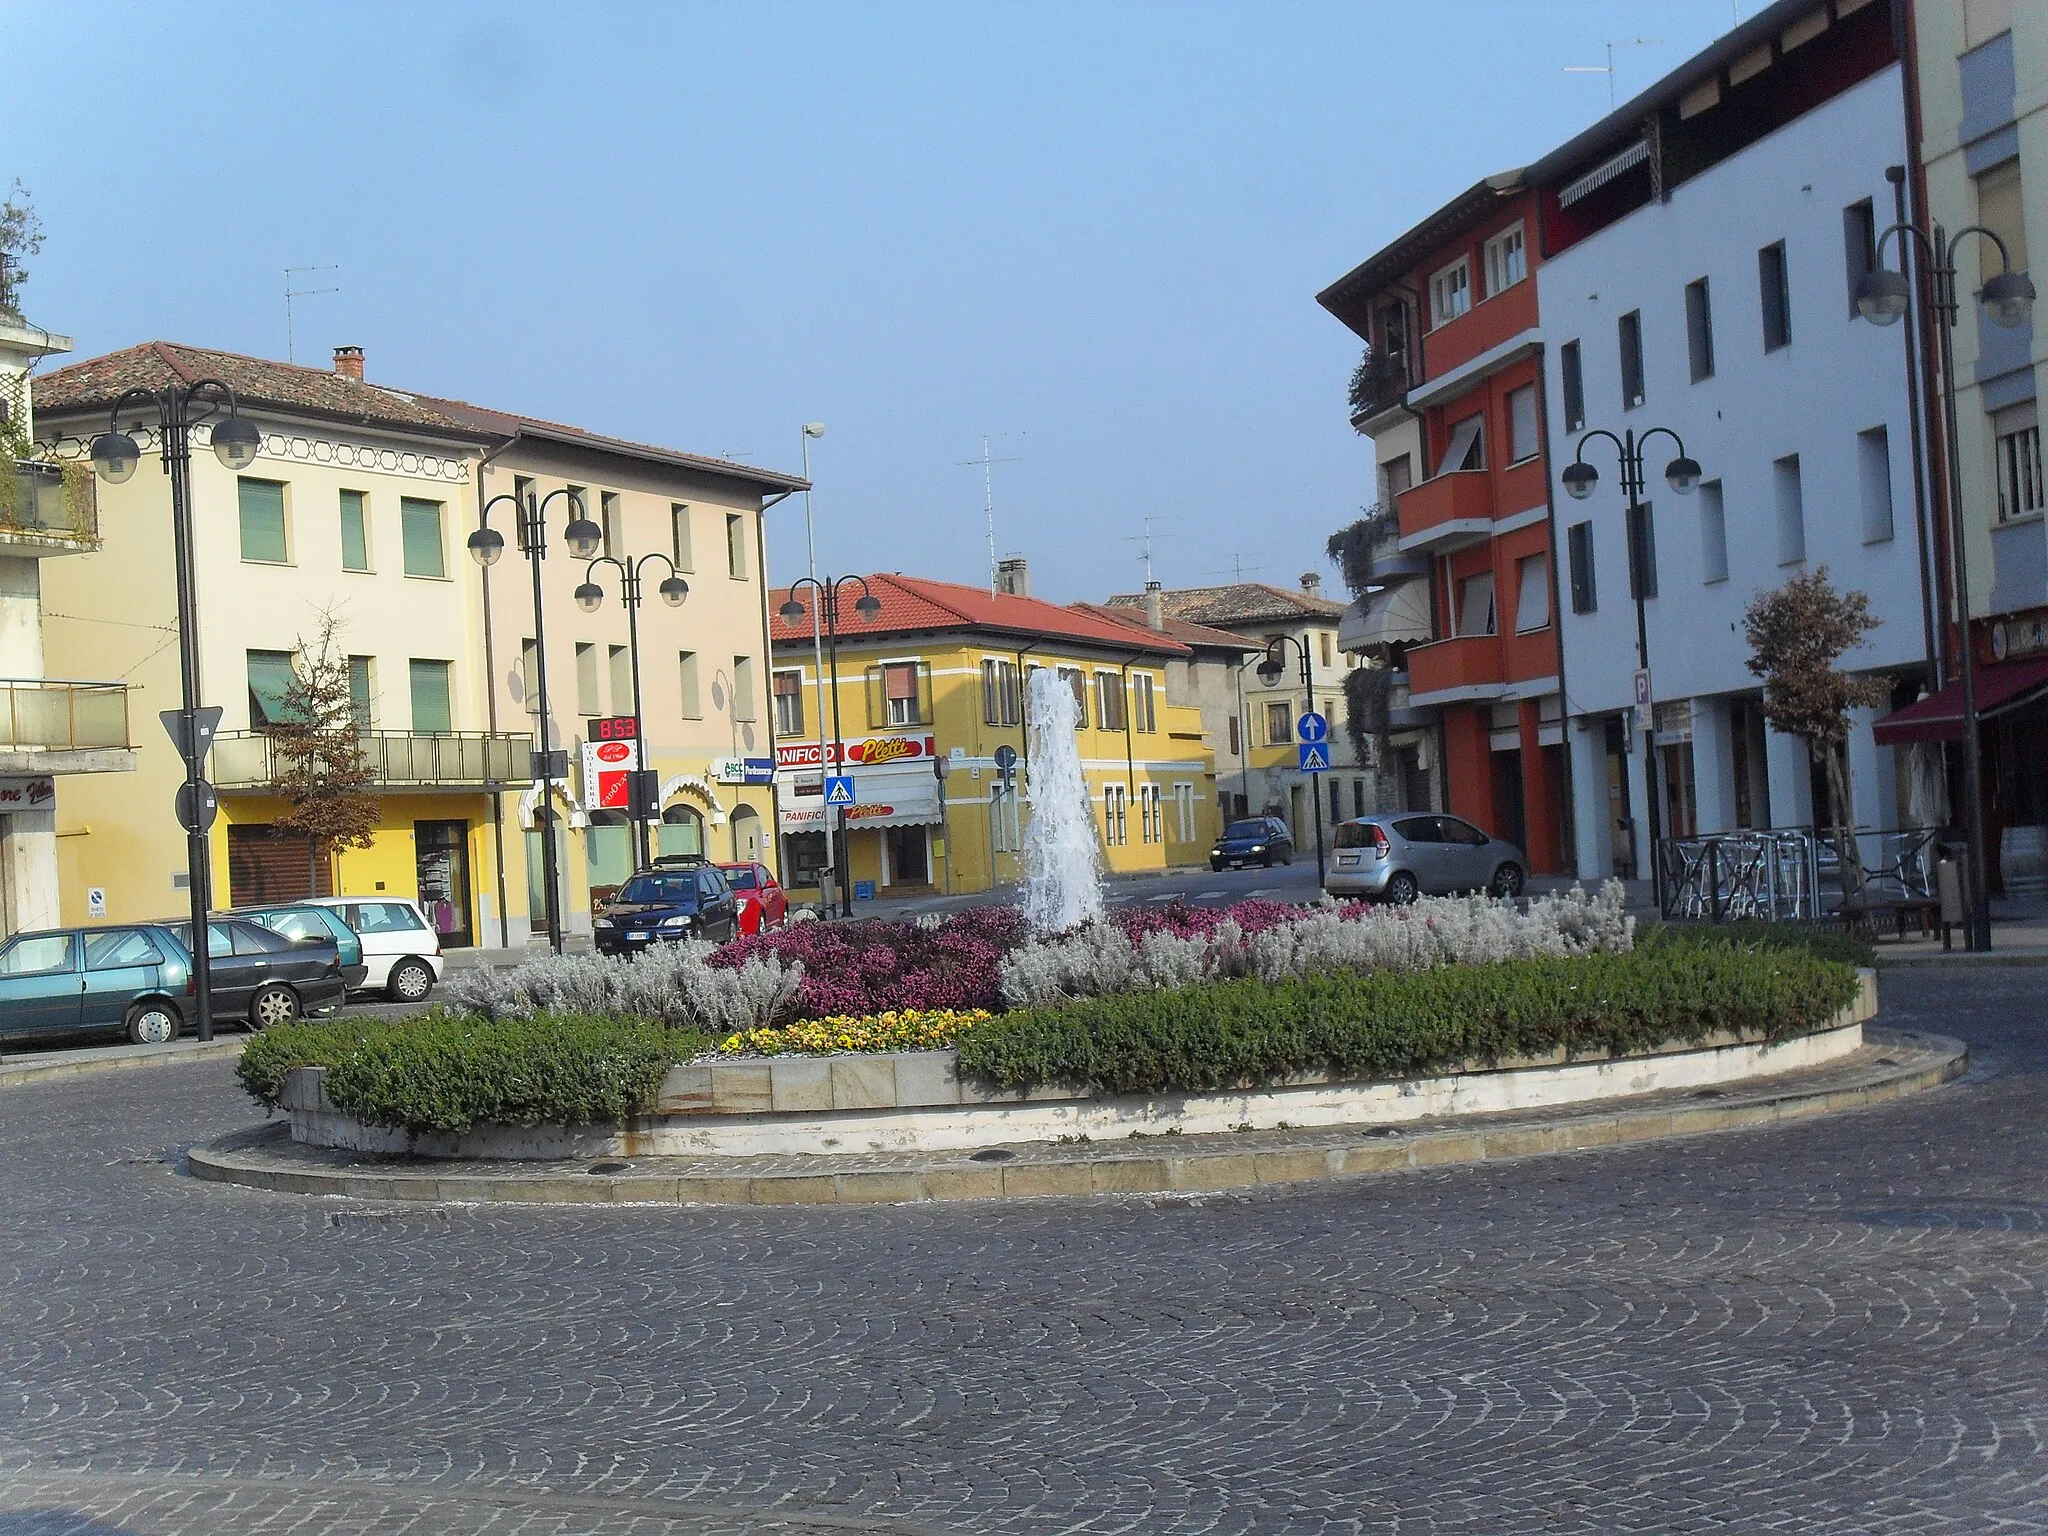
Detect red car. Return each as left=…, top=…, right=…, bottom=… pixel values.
left=716, top=862, right=787, bottom=935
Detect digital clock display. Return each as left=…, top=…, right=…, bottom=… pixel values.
left=592, top=716, right=639, bottom=742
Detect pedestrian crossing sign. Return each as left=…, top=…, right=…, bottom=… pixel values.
left=1298, top=743, right=1330, bottom=773
left=824, top=775, right=856, bottom=806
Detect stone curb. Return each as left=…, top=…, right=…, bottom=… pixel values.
left=0, top=1035, right=247, bottom=1087
left=1873, top=948, right=2048, bottom=968
left=186, top=1027, right=1965, bottom=1208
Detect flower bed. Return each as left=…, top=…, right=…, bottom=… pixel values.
left=717, top=1009, right=992, bottom=1058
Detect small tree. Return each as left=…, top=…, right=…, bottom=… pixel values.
left=0, top=181, right=45, bottom=317
left=269, top=612, right=380, bottom=893
left=1742, top=567, right=1888, bottom=904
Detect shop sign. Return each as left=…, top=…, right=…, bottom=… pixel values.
left=711, top=755, right=779, bottom=785
left=775, top=734, right=937, bottom=770
left=0, top=776, right=55, bottom=812
left=1652, top=700, right=1693, bottom=746
left=1992, top=615, right=2048, bottom=661
left=778, top=801, right=904, bottom=829
left=580, top=738, right=643, bottom=810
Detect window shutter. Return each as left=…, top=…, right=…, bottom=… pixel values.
left=238, top=480, right=288, bottom=563
left=864, top=666, right=885, bottom=730
left=401, top=499, right=446, bottom=578
left=917, top=662, right=934, bottom=726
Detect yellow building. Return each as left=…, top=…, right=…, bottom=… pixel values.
left=767, top=572, right=1221, bottom=905
left=32, top=342, right=802, bottom=948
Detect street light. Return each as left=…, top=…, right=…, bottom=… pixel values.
left=1854, top=219, right=2034, bottom=952
left=87, top=382, right=266, bottom=1040
left=1255, top=632, right=1327, bottom=890
left=780, top=574, right=880, bottom=917
left=466, top=485, right=594, bottom=953
left=797, top=422, right=836, bottom=912
left=577, top=553, right=689, bottom=868
left=1565, top=425, right=1701, bottom=902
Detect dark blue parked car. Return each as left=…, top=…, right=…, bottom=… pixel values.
left=1209, top=816, right=1295, bottom=871
left=593, top=866, right=740, bottom=956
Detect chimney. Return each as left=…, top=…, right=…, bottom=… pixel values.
left=1144, top=579, right=1165, bottom=631
left=995, top=556, right=1031, bottom=598
left=1300, top=571, right=1321, bottom=597
left=332, top=345, right=364, bottom=381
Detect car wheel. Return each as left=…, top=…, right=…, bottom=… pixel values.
left=249, top=984, right=300, bottom=1031
left=1490, top=862, right=1526, bottom=899
left=1261, top=850, right=1276, bottom=867
left=1281, top=847, right=1294, bottom=866
left=1209, top=858, right=1223, bottom=872
left=386, top=958, right=434, bottom=1003
left=1386, top=870, right=1420, bottom=905
left=125, top=1000, right=180, bottom=1046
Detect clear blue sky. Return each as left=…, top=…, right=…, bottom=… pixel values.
left=12, top=1, right=1752, bottom=604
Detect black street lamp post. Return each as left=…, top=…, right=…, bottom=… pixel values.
left=1855, top=219, right=2036, bottom=953
left=90, top=383, right=266, bottom=1041
left=466, top=487, right=603, bottom=954
left=1255, top=633, right=1328, bottom=890
left=778, top=575, right=880, bottom=917
left=576, top=554, right=689, bottom=869
left=1562, top=427, right=1703, bottom=900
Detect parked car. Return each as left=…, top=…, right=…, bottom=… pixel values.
left=594, top=865, right=740, bottom=956
left=232, top=903, right=370, bottom=990
left=1210, top=816, right=1295, bottom=871
left=1324, top=813, right=1527, bottom=903
left=716, top=861, right=787, bottom=935
left=0, top=924, right=195, bottom=1046
left=169, top=918, right=347, bottom=1028
left=296, top=897, right=444, bottom=1002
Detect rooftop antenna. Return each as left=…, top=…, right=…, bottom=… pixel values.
left=1564, top=37, right=1661, bottom=109
left=284, top=265, right=340, bottom=364
left=959, top=432, right=1023, bottom=595
left=1204, top=554, right=1267, bottom=583
left=1123, top=516, right=1176, bottom=585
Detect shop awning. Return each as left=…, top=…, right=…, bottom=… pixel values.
left=777, top=761, right=943, bottom=833
left=1337, top=583, right=1433, bottom=651
left=1871, top=656, right=2048, bottom=745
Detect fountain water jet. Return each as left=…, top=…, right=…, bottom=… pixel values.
left=1022, top=667, right=1104, bottom=933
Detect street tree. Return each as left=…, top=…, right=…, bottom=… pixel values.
left=268, top=611, right=380, bottom=894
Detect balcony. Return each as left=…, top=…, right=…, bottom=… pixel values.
left=1347, top=352, right=1413, bottom=431
left=212, top=731, right=534, bottom=791
left=1405, top=634, right=1507, bottom=705
left=3, top=460, right=99, bottom=553
left=1396, top=471, right=1494, bottom=554
left=0, top=678, right=135, bottom=775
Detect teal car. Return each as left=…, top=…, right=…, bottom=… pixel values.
left=0, top=924, right=194, bottom=1046
left=233, top=903, right=370, bottom=990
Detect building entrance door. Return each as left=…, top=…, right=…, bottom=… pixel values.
left=1603, top=716, right=1635, bottom=878
left=415, top=820, right=472, bottom=949
left=1489, top=749, right=1527, bottom=853
left=886, top=825, right=929, bottom=885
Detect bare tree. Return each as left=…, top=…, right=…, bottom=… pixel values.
left=268, top=611, right=380, bottom=894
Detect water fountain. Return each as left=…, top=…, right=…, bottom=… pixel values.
left=1022, top=666, right=1104, bottom=933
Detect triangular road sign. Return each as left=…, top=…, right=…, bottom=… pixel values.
left=160, top=706, right=225, bottom=764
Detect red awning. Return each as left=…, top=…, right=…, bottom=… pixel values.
left=1872, top=656, right=2048, bottom=745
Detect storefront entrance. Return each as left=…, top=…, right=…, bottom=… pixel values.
left=414, top=820, right=473, bottom=948
left=885, top=825, right=930, bottom=886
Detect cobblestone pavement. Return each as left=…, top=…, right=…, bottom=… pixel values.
left=2, top=968, right=2044, bottom=1535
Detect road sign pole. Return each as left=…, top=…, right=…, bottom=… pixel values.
left=160, top=393, right=215, bottom=1042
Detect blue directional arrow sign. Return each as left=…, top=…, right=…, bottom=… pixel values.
left=1297, top=711, right=1329, bottom=744
left=823, top=774, right=857, bottom=806
left=1298, top=742, right=1331, bottom=773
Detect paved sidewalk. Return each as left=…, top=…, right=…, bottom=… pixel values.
left=0, top=1034, right=245, bottom=1087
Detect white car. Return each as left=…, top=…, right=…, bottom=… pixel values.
left=301, top=897, right=444, bottom=1002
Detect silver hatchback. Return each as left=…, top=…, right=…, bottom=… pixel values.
left=1324, top=813, right=1527, bottom=903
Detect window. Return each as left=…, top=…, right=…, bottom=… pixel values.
left=678, top=651, right=701, bottom=718
left=1995, top=403, right=2044, bottom=522
left=0, top=933, right=73, bottom=975
left=1228, top=713, right=1241, bottom=756
left=512, top=475, right=534, bottom=553
left=1437, top=414, right=1484, bottom=475
left=347, top=655, right=373, bottom=727
left=1506, top=383, right=1539, bottom=462
left=1380, top=453, right=1414, bottom=503
left=981, top=658, right=1022, bottom=726
left=1858, top=427, right=1896, bottom=543
left=1139, top=782, right=1163, bottom=844
left=1773, top=455, right=1805, bottom=564
left=401, top=497, right=446, bottom=578
left=1265, top=700, right=1292, bottom=745
left=1319, top=629, right=1335, bottom=668
left=409, top=659, right=453, bottom=734
left=1058, top=666, right=1087, bottom=727
left=1096, top=672, right=1126, bottom=732
left=1685, top=278, right=1715, bottom=382
left=1560, top=340, right=1585, bottom=433
left=238, top=478, right=289, bottom=563
left=773, top=669, right=805, bottom=736
left=608, top=645, right=632, bottom=714
left=1429, top=258, right=1471, bottom=327
left=1976, top=159, right=2029, bottom=278
left=1352, top=779, right=1367, bottom=819
left=1843, top=199, right=1877, bottom=317
left=246, top=649, right=297, bottom=729
left=1133, top=672, right=1157, bottom=733
left=574, top=643, right=600, bottom=718
left=1456, top=570, right=1497, bottom=636
left=599, top=491, right=621, bottom=558
left=1628, top=503, right=1659, bottom=599
left=1328, top=775, right=1343, bottom=823
left=1514, top=554, right=1550, bottom=633
left=350, top=901, right=429, bottom=934
left=1483, top=223, right=1526, bottom=296
left=1618, top=310, right=1645, bottom=409
left=339, top=489, right=370, bottom=571
left=990, top=779, right=1023, bottom=852
left=1759, top=241, right=1792, bottom=351
left=85, top=929, right=164, bottom=971
left=883, top=661, right=921, bottom=726
left=732, top=655, right=757, bottom=721
left=519, top=638, right=539, bottom=714
left=1699, top=481, right=1729, bottom=584
left=670, top=503, right=693, bottom=570
left=1567, top=521, right=1597, bottom=613
left=1103, top=784, right=1128, bottom=846
left=726, top=513, right=748, bottom=579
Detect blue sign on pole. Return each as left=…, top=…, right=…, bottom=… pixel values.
left=1297, top=711, right=1329, bottom=744
left=823, top=775, right=857, bottom=806
left=742, top=757, right=777, bottom=785
left=1297, top=742, right=1331, bottom=773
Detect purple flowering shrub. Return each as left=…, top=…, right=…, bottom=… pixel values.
left=710, top=904, right=1028, bottom=1018
left=1115, top=898, right=1304, bottom=941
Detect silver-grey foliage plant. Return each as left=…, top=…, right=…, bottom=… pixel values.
left=441, top=943, right=801, bottom=1034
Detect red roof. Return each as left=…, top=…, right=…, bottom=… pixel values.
left=1067, top=600, right=1260, bottom=653
left=769, top=573, right=1189, bottom=656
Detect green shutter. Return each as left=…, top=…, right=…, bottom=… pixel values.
left=238, top=479, right=288, bottom=563
left=409, top=660, right=453, bottom=734
left=347, top=656, right=372, bottom=727
left=246, top=650, right=297, bottom=728
left=340, top=490, right=369, bottom=571
left=401, top=498, right=445, bottom=578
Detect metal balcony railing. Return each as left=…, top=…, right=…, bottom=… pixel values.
left=0, top=679, right=131, bottom=752
left=4, top=460, right=98, bottom=544
left=211, top=730, right=534, bottom=790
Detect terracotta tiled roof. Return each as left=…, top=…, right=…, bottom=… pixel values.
left=1104, top=581, right=1345, bottom=627
left=770, top=573, right=1190, bottom=656
left=1066, top=600, right=1260, bottom=654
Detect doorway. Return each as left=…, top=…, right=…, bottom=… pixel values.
left=886, top=825, right=930, bottom=886
left=730, top=806, right=764, bottom=864
left=1489, top=749, right=1527, bottom=852
left=1603, top=716, right=1634, bottom=878
left=414, top=820, right=473, bottom=948
left=524, top=807, right=567, bottom=937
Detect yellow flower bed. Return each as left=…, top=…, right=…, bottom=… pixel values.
left=717, top=1008, right=993, bottom=1057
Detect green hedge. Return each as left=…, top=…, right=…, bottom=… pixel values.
left=239, top=1010, right=713, bottom=1134
left=953, top=946, right=1862, bottom=1096
left=1638, top=920, right=1877, bottom=969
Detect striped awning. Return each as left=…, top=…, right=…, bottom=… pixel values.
left=1559, top=139, right=1650, bottom=207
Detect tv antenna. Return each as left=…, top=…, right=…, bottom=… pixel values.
left=1564, top=37, right=1661, bottom=108
left=1124, top=516, right=1176, bottom=585
left=959, top=432, right=1023, bottom=595
left=284, top=265, right=340, bottom=364
left=1204, top=553, right=1267, bottom=583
